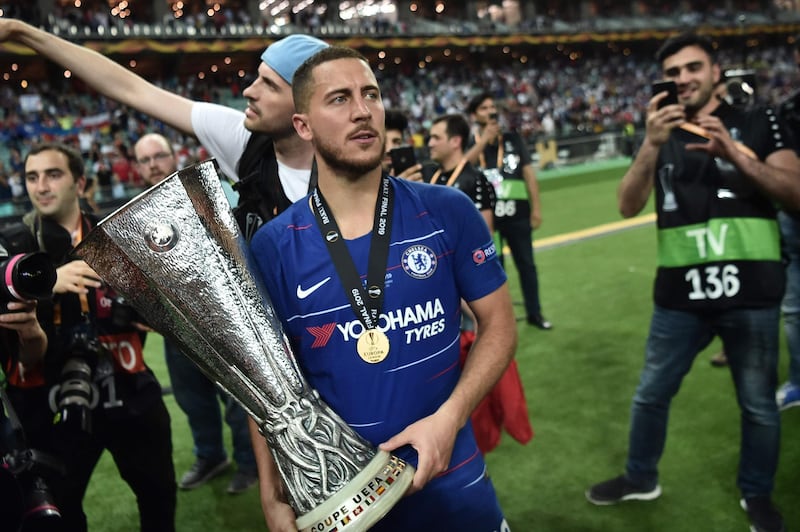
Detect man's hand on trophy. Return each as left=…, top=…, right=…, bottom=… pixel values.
left=379, top=411, right=459, bottom=495
left=262, top=498, right=297, bottom=532
left=54, top=260, right=102, bottom=295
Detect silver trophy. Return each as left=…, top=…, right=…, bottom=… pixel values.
left=75, top=160, right=414, bottom=532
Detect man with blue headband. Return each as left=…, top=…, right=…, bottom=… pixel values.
left=0, top=19, right=329, bottom=498
left=0, top=19, right=327, bottom=238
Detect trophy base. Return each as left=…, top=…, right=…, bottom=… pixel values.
left=296, top=450, right=415, bottom=532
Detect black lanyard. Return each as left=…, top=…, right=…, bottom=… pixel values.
left=311, top=174, right=393, bottom=331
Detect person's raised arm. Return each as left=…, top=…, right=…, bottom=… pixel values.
left=0, top=18, right=195, bottom=135
left=686, top=114, right=800, bottom=211
left=464, top=120, right=500, bottom=166
left=618, top=93, right=683, bottom=218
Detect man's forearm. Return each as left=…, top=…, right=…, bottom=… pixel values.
left=18, top=328, right=47, bottom=366
left=464, top=140, right=485, bottom=166
left=732, top=148, right=800, bottom=210
left=3, top=19, right=195, bottom=134
left=618, top=140, right=660, bottom=218
left=248, top=418, right=285, bottom=505
left=443, top=284, right=516, bottom=429
left=523, top=164, right=541, bottom=216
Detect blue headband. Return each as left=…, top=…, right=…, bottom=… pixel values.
left=261, top=34, right=329, bottom=85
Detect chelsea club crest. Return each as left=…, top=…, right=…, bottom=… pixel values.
left=401, top=245, right=438, bottom=279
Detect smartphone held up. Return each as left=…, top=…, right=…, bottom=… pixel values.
left=389, top=146, right=417, bottom=175
left=652, top=80, right=679, bottom=109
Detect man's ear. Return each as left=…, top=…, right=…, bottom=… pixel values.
left=712, top=63, right=721, bottom=86
left=76, top=175, right=87, bottom=195
left=292, top=113, right=313, bottom=142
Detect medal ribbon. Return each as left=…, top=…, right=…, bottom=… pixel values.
left=311, top=174, right=394, bottom=332
left=431, top=157, right=468, bottom=187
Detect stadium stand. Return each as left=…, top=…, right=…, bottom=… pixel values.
left=2, top=0, right=800, bottom=223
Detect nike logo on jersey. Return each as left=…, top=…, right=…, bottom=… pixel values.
left=296, top=277, right=331, bottom=299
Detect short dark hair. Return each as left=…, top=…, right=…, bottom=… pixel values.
left=432, top=113, right=470, bottom=151
left=656, top=32, right=716, bottom=65
left=466, top=92, right=493, bottom=115
left=24, top=142, right=84, bottom=181
left=385, top=109, right=409, bottom=134
left=292, top=46, right=370, bottom=114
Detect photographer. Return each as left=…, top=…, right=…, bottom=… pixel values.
left=3, top=142, right=176, bottom=532
left=0, top=295, right=48, bottom=374
left=0, top=272, right=48, bottom=452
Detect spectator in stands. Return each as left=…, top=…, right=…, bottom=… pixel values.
left=110, top=144, right=135, bottom=187
left=466, top=92, right=552, bottom=330
left=585, top=32, right=800, bottom=532
left=133, top=132, right=259, bottom=493
left=0, top=162, right=12, bottom=201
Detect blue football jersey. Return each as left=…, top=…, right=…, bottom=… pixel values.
left=251, top=177, right=509, bottom=530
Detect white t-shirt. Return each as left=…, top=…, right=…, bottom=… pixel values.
left=190, top=102, right=311, bottom=202
left=190, top=102, right=251, bottom=183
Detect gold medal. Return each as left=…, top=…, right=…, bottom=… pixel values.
left=357, top=329, right=390, bottom=364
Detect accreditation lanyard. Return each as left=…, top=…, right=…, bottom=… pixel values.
left=311, top=175, right=394, bottom=333
left=475, top=131, right=504, bottom=169
left=53, top=216, right=91, bottom=327
left=431, top=158, right=468, bottom=187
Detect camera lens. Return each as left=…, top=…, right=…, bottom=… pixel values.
left=56, top=358, right=94, bottom=435
left=21, top=476, right=62, bottom=531
left=0, top=252, right=57, bottom=306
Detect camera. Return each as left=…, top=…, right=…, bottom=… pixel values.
left=0, top=250, right=57, bottom=313
left=53, top=322, right=108, bottom=436
left=722, top=69, right=756, bottom=109
left=0, top=448, right=64, bottom=532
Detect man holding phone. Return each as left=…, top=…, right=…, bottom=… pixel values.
left=466, top=93, right=552, bottom=330
left=587, top=32, right=800, bottom=532
left=384, top=109, right=423, bottom=181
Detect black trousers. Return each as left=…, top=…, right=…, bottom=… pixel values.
left=496, top=216, right=542, bottom=318
left=53, top=397, right=177, bottom=532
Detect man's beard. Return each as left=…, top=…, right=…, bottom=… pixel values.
left=683, top=83, right=713, bottom=116
left=315, top=138, right=384, bottom=182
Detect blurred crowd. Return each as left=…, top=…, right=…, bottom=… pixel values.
left=2, top=0, right=795, bottom=38
left=1, top=29, right=799, bottom=208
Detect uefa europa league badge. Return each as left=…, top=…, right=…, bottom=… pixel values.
left=144, top=219, right=180, bottom=252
